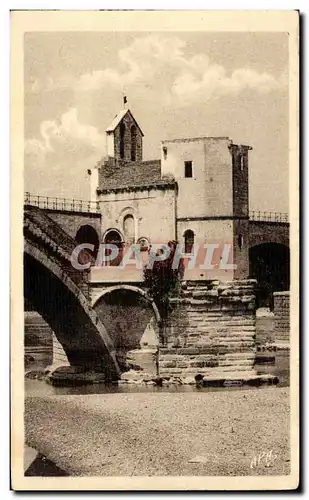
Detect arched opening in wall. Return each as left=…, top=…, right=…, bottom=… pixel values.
left=75, top=225, right=100, bottom=262
left=130, top=125, right=137, bottom=161
left=184, top=229, right=194, bottom=254
left=104, top=229, right=123, bottom=266
left=93, top=287, right=160, bottom=372
left=24, top=252, right=117, bottom=376
left=119, top=122, right=125, bottom=159
left=249, top=242, right=290, bottom=309
left=123, top=214, right=135, bottom=245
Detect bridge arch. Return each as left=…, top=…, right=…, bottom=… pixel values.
left=249, top=242, right=290, bottom=308
left=92, top=285, right=161, bottom=322
left=75, top=224, right=100, bottom=260
left=92, top=285, right=161, bottom=370
left=24, top=241, right=120, bottom=379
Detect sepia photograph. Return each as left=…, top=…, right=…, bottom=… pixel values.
left=11, top=10, right=299, bottom=491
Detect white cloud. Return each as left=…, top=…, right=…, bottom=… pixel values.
left=172, top=67, right=282, bottom=105
left=74, top=35, right=186, bottom=92
left=25, top=107, right=105, bottom=156
left=71, top=34, right=285, bottom=106
left=29, top=35, right=286, bottom=107
left=30, top=75, right=75, bottom=93
left=25, top=108, right=105, bottom=199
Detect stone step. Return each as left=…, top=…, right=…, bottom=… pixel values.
left=218, top=359, right=253, bottom=367
left=159, top=365, right=254, bottom=376
left=202, top=369, right=257, bottom=379
left=224, top=353, right=256, bottom=359
left=184, top=325, right=256, bottom=333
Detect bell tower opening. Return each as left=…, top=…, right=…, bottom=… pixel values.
left=119, top=122, right=125, bottom=160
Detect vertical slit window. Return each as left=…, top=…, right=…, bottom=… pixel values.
left=184, top=161, right=193, bottom=178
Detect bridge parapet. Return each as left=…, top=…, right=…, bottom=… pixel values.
left=249, top=210, right=288, bottom=223
left=24, top=206, right=93, bottom=297
left=25, top=192, right=100, bottom=214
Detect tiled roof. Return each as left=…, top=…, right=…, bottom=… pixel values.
left=98, top=159, right=163, bottom=190
left=105, top=109, right=128, bottom=132
left=97, top=178, right=177, bottom=194
left=105, top=109, right=144, bottom=136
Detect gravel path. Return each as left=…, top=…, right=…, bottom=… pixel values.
left=25, top=387, right=290, bottom=477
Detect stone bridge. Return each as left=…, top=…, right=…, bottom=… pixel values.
left=24, top=205, right=120, bottom=380
left=24, top=197, right=290, bottom=383
left=24, top=201, right=161, bottom=377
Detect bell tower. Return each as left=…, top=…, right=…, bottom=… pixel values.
left=105, top=108, right=144, bottom=162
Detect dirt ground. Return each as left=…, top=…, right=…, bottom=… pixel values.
left=25, top=387, right=290, bottom=477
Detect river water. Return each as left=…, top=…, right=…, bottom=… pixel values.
left=25, top=350, right=289, bottom=396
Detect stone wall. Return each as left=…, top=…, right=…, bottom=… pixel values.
left=273, top=291, right=290, bottom=343
left=24, top=311, right=53, bottom=368
left=24, top=311, right=70, bottom=369
left=248, top=221, right=289, bottom=248
left=46, top=211, right=101, bottom=241
left=161, top=137, right=234, bottom=219
left=232, top=147, right=249, bottom=218
left=233, top=219, right=250, bottom=280
left=158, top=279, right=257, bottom=381
left=97, top=184, right=176, bottom=245
left=255, top=308, right=275, bottom=345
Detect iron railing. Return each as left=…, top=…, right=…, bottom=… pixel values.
left=24, top=192, right=100, bottom=214
left=24, top=193, right=288, bottom=222
left=249, top=210, right=289, bottom=223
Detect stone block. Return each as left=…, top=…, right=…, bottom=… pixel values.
left=159, top=354, right=189, bottom=361
left=194, top=354, right=217, bottom=362
left=181, top=376, right=196, bottom=385
left=159, top=360, right=176, bottom=369
left=189, top=361, right=206, bottom=368
left=190, top=360, right=219, bottom=368
left=158, top=366, right=182, bottom=374
left=176, top=361, right=190, bottom=369
left=121, top=370, right=148, bottom=381
left=178, top=347, right=201, bottom=355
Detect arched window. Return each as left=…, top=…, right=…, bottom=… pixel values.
left=184, top=229, right=194, bottom=254
left=119, top=122, right=125, bottom=159
left=104, top=229, right=123, bottom=266
left=123, top=214, right=135, bottom=244
left=131, top=125, right=137, bottom=161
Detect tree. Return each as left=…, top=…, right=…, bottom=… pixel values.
left=143, top=241, right=184, bottom=345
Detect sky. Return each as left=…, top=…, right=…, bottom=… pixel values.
left=24, top=31, right=289, bottom=212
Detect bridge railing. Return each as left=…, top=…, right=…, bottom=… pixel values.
left=249, top=210, right=289, bottom=223
left=24, top=192, right=100, bottom=214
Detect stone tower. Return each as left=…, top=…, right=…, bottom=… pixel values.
left=105, top=109, right=144, bottom=162
left=160, top=136, right=252, bottom=280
